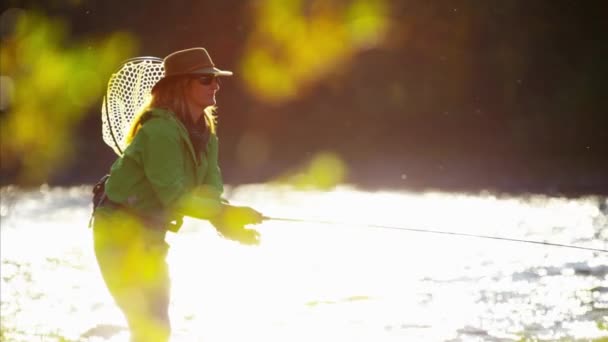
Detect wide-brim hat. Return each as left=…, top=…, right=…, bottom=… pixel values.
left=151, top=47, right=232, bottom=92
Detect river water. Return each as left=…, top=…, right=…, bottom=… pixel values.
left=1, top=185, right=607, bottom=341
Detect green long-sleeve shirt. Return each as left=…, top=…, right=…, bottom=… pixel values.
left=103, top=107, right=224, bottom=229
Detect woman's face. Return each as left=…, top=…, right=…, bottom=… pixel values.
left=185, top=74, right=220, bottom=109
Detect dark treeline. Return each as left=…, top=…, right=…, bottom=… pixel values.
left=2, top=0, right=607, bottom=196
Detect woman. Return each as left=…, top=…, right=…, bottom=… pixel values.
left=91, top=47, right=264, bottom=342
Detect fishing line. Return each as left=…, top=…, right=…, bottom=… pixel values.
left=264, top=216, right=607, bottom=253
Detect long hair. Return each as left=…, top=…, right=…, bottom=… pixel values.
left=125, top=76, right=217, bottom=145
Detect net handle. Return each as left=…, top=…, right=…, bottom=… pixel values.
left=103, top=91, right=123, bottom=155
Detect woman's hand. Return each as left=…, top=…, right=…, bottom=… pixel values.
left=210, top=205, right=265, bottom=245
left=211, top=221, right=260, bottom=245
left=219, top=205, right=264, bottom=226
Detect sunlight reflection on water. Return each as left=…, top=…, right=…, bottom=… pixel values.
left=0, top=185, right=607, bottom=341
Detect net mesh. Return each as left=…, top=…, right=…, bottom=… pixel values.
left=101, top=57, right=164, bottom=155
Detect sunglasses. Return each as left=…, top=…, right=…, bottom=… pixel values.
left=195, top=74, right=220, bottom=86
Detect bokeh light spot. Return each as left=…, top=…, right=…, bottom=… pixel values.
left=275, top=151, right=347, bottom=189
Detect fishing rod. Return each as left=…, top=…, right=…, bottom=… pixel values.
left=263, top=216, right=608, bottom=253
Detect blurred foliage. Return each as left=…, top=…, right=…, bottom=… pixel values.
left=241, top=0, right=388, bottom=103
left=0, top=0, right=605, bottom=195
left=0, top=8, right=137, bottom=185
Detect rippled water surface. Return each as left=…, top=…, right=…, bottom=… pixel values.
left=1, top=185, right=607, bottom=341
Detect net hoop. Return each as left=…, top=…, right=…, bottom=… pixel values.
left=101, top=56, right=164, bottom=155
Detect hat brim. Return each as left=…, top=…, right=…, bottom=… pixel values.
left=151, top=67, right=233, bottom=92
left=190, top=66, right=233, bottom=76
